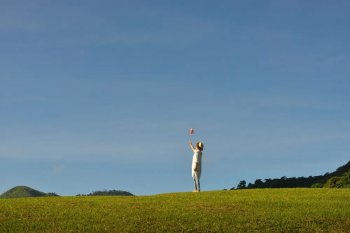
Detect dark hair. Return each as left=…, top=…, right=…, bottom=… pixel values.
left=196, top=142, right=204, bottom=151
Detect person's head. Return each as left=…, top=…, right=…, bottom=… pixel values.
left=196, top=141, right=204, bottom=151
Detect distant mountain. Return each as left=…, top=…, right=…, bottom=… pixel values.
left=232, top=161, right=350, bottom=189
left=0, top=186, right=59, bottom=198
left=77, top=189, right=134, bottom=196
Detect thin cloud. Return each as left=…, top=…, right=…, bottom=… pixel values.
left=52, top=164, right=65, bottom=174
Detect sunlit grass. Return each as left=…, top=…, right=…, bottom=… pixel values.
left=1, top=189, right=349, bottom=232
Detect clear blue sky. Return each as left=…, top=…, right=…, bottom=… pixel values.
left=1, top=0, right=350, bottom=196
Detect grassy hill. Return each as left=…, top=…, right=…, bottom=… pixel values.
left=323, top=169, right=350, bottom=188
left=0, top=189, right=349, bottom=232
left=0, top=186, right=55, bottom=198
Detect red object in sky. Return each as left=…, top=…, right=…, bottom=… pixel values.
left=189, top=128, right=195, bottom=135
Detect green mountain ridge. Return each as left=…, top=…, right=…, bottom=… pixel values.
left=233, top=161, right=350, bottom=189
left=323, top=169, right=350, bottom=188
left=77, top=189, right=134, bottom=196
left=0, top=186, right=134, bottom=198
left=0, top=186, right=56, bottom=198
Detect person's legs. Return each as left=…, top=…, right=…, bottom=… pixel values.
left=197, top=178, right=200, bottom=192
left=193, top=177, right=198, bottom=191
left=193, top=173, right=200, bottom=192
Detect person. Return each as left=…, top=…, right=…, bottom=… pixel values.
left=188, top=140, right=204, bottom=192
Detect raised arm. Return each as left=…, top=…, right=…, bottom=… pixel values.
left=188, top=140, right=195, bottom=152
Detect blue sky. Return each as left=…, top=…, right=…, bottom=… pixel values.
left=1, top=0, right=350, bottom=196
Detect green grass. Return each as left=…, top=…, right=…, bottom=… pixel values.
left=1, top=189, right=350, bottom=232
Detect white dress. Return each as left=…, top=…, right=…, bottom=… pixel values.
left=192, top=150, right=202, bottom=178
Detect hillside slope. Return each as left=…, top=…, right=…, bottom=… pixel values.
left=324, top=169, right=350, bottom=188
left=0, top=186, right=52, bottom=198
left=0, top=189, right=349, bottom=232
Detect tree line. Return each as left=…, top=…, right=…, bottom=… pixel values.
left=76, top=189, right=134, bottom=196
left=232, top=161, right=350, bottom=189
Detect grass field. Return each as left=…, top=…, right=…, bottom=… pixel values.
left=1, top=188, right=350, bottom=232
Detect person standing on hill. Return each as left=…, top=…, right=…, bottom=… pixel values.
left=188, top=141, right=204, bottom=192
